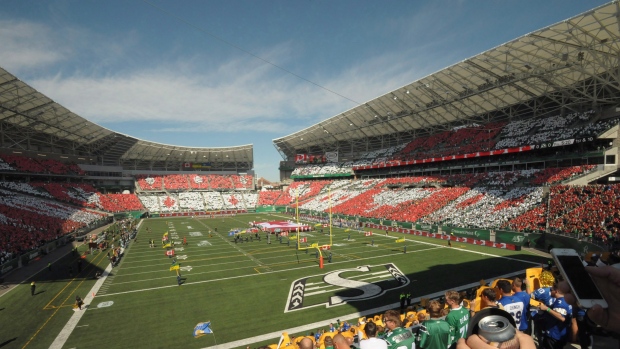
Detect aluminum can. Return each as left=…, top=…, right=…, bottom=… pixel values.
left=477, top=314, right=516, bottom=342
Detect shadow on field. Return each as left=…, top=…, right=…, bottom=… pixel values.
left=0, top=245, right=109, bottom=292
left=0, top=337, right=17, bottom=347
left=328, top=252, right=545, bottom=315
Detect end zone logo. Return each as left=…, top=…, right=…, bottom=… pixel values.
left=285, top=263, right=408, bottom=312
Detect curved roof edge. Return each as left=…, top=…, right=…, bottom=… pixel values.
left=0, top=67, right=253, bottom=164
left=274, top=1, right=618, bottom=159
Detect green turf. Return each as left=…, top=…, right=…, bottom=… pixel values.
left=0, top=213, right=546, bottom=349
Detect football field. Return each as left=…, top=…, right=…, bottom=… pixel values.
left=1, top=213, right=546, bottom=349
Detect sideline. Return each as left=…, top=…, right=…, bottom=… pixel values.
left=48, top=261, right=113, bottom=349
left=49, top=220, right=139, bottom=349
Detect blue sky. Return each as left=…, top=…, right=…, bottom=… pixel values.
left=0, top=0, right=609, bottom=181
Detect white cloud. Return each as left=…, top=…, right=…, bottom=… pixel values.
left=2, top=14, right=451, bottom=137
left=0, top=19, right=68, bottom=72
left=28, top=47, right=431, bottom=134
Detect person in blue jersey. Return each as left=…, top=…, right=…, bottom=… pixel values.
left=511, top=277, right=531, bottom=334
left=538, top=284, right=572, bottom=349
left=496, top=280, right=526, bottom=333
left=530, top=271, right=556, bottom=341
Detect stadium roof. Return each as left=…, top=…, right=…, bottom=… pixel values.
left=0, top=67, right=253, bottom=170
left=274, top=1, right=620, bottom=160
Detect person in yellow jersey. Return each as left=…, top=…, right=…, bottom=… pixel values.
left=30, top=281, right=36, bottom=296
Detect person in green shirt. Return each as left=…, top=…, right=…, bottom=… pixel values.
left=444, top=290, right=470, bottom=348
left=383, top=309, right=416, bottom=349
left=418, top=300, right=452, bottom=349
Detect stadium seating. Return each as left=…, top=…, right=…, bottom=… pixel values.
left=530, top=165, right=596, bottom=185
left=207, top=175, right=234, bottom=190
left=163, top=174, right=191, bottom=190
left=0, top=154, right=85, bottom=175
left=231, top=174, right=254, bottom=189
left=188, top=174, right=211, bottom=189
left=221, top=193, right=243, bottom=209
left=178, top=192, right=205, bottom=211
left=258, top=191, right=282, bottom=205
left=97, top=193, right=144, bottom=212
left=242, top=192, right=258, bottom=209
left=547, top=184, right=620, bottom=240
left=136, top=175, right=163, bottom=191
left=139, top=195, right=160, bottom=212
left=0, top=187, right=106, bottom=259
left=204, top=192, right=224, bottom=210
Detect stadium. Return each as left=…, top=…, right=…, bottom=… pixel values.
left=0, top=2, right=619, bottom=349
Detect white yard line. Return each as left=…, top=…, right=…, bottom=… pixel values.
left=49, top=261, right=113, bottom=349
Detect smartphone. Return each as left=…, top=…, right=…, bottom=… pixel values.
left=551, top=248, right=608, bottom=309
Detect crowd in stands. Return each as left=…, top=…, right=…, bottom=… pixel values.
left=292, top=164, right=354, bottom=177
left=231, top=174, right=254, bottom=189
left=136, top=175, right=163, bottom=191
left=207, top=174, right=234, bottom=190
left=163, top=174, right=191, bottom=190
left=1, top=159, right=619, bottom=266
left=0, top=181, right=145, bottom=212
left=136, top=191, right=259, bottom=212
left=0, top=187, right=106, bottom=261
left=290, top=110, right=611, bottom=175
left=96, top=193, right=144, bottom=212
left=136, top=173, right=255, bottom=191
left=178, top=192, right=206, bottom=211
left=546, top=184, right=620, bottom=245
left=530, top=165, right=596, bottom=185
left=258, top=190, right=282, bottom=205
left=0, top=154, right=85, bottom=175
left=189, top=174, right=211, bottom=189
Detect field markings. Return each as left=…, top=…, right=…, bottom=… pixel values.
left=94, top=241, right=525, bottom=298
left=205, top=268, right=528, bottom=349
left=47, top=261, right=113, bottom=349
left=195, top=218, right=274, bottom=272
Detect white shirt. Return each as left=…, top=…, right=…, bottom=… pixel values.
left=360, top=337, right=389, bottom=349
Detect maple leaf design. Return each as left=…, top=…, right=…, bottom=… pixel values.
left=228, top=196, right=239, bottom=206
left=163, top=196, right=176, bottom=207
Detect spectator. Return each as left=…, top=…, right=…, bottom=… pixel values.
left=496, top=280, right=526, bottom=329
left=332, top=334, right=349, bottom=349
left=444, top=290, right=470, bottom=348
left=383, top=309, right=416, bottom=349
left=511, top=278, right=531, bottom=334
left=418, top=300, right=452, bottom=349
left=298, top=337, right=314, bottom=349
left=360, top=321, right=387, bottom=349
left=537, top=284, right=572, bottom=349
